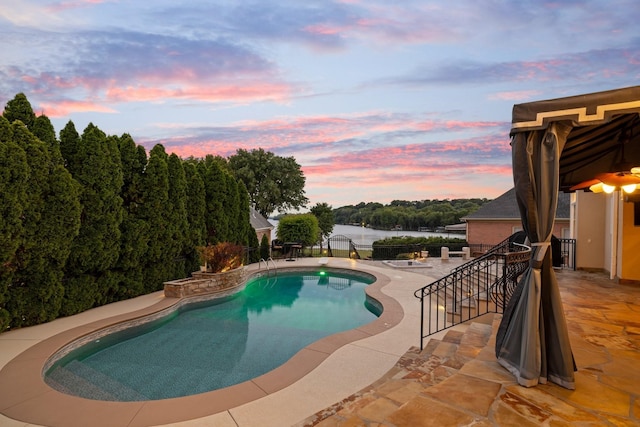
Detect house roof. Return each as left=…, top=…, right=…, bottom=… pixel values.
left=463, top=188, right=570, bottom=221
left=250, top=207, right=274, bottom=231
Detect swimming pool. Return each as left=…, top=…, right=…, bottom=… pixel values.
left=44, top=269, right=379, bottom=401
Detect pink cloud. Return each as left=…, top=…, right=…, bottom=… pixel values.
left=106, top=82, right=293, bottom=104
left=46, top=0, right=109, bottom=13
left=489, top=90, right=542, bottom=101
left=304, top=23, right=350, bottom=36
left=37, top=100, right=117, bottom=117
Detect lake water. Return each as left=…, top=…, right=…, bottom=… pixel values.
left=271, top=221, right=457, bottom=245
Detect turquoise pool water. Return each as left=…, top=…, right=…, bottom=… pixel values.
left=45, top=270, right=379, bottom=401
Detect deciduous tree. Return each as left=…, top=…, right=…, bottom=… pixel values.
left=310, top=202, right=335, bottom=245
left=228, top=148, right=308, bottom=217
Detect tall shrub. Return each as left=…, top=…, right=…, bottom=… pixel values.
left=199, top=157, right=229, bottom=244
left=139, top=145, right=172, bottom=290
left=7, top=122, right=81, bottom=326
left=167, top=153, right=189, bottom=278
left=62, top=123, right=123, bottom=315
left=0, top=117, right=26, bottom=330
left=115, top=134, right=149, bottom=298
left=183, top=162, right=206, bottom=273
left=277, top=214, right=320, bottom=247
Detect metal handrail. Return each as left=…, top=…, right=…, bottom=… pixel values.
left=413, top=235, right=531, bottom=350
left=267, top=256, right=277, bottom=276
left=259, top=257, right=277, bottom=277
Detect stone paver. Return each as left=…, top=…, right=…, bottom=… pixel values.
left=298, top=268, right=640, bottom=427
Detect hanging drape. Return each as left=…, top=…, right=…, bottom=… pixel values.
left=495, top=121, right=576, bottom=389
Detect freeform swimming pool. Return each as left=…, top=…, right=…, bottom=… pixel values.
left=44, top=269, right=379, bottom=401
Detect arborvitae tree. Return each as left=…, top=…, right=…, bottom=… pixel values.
left=236, top=180, right=250, bottom=244
left=167, top=153, right=189, bottom=279
left=31, top=114, right=57, bottom=146
left=139, top=144, right=172, bottom=290
left=225, top=176, right=242, bottom=243
left=0, top=117, right=26, bottom=330
left=259, top=234, right=270, bottom=260
left=2, top=93, right=36, bottom=129
left=247, top=226, right=260, bottom=264
left=115, top=134, right=149, bottom=298
left=183, top=162, right=206, bottom=272
left=0, top=114, right=12, bottom=142
left=199, top=156, right=228, bottom=244
left=59, top=120, right=81, bottom=172
left=118, top=134, right=147, bottom=210
left=238, top=181, right=259, bottom=263
left=62, top=124, right=123, bottom=315
left=7, top=122, right=81, bottom=327
left=35, top=114, right=65, bottom=167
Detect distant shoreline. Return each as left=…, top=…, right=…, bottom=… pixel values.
left=270, top=221, right=462, bottom=246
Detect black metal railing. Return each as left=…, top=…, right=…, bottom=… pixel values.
left=558, top=238, right=576, bottom=270
left=413, top=235, right=531, bottom=350
left=268, top=234, right=574, bottom=269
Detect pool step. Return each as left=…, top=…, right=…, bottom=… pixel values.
left=46, top=360, right=148, bottom=401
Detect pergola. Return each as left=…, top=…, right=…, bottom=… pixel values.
left=495, top=86, right=640, bottom=389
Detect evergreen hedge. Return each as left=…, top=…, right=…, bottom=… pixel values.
left=0, top=94, right=258, bottom=331
left=371, top=236, right=467, bottom=260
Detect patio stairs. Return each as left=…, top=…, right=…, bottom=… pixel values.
left=445, top=267, right=502, bottom=324
left=415, top=234, right=531, bottom=348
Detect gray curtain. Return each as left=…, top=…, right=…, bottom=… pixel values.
left=495, top=121, right=576, bottom=389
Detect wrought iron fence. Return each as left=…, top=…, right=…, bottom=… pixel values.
left=413, top=235, right=531, bottom=349
left=265, top=234, right=575, bottom=270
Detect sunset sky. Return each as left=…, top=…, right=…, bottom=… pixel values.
left=1, top=1, right=639, bottom=209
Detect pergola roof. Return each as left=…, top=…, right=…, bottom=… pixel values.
left=510, top=86, right=640, bottom=193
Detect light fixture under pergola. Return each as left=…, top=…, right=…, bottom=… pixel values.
left=570, top=123, right=640, bottom=194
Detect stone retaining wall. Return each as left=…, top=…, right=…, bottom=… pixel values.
left=163, top=267, right=248, bottom=298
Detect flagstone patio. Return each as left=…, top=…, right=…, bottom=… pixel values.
left=297, top=267, right=640, bottom=427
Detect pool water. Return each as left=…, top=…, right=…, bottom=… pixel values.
left=45, top=270, right=378, bottom=401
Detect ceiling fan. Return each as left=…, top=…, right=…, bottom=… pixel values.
left=570, top=126, right=640, bottom=194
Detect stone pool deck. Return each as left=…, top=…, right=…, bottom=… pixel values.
left=0, top=257, right=638, bottom=426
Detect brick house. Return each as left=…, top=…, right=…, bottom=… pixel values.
left=462, top=188, right=570, bottom=247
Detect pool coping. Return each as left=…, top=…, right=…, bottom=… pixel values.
left=0, top=264, right=402, bottom=427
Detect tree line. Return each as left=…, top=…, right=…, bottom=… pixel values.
left=333, top=198, right=491, bottom=231
left=0, top=94, right=264, bottom=331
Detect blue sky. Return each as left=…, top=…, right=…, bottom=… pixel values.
left=1, top=0, right=639, bottom=209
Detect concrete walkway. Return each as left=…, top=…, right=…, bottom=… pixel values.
left=0, top=257, right=461, bottom=427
